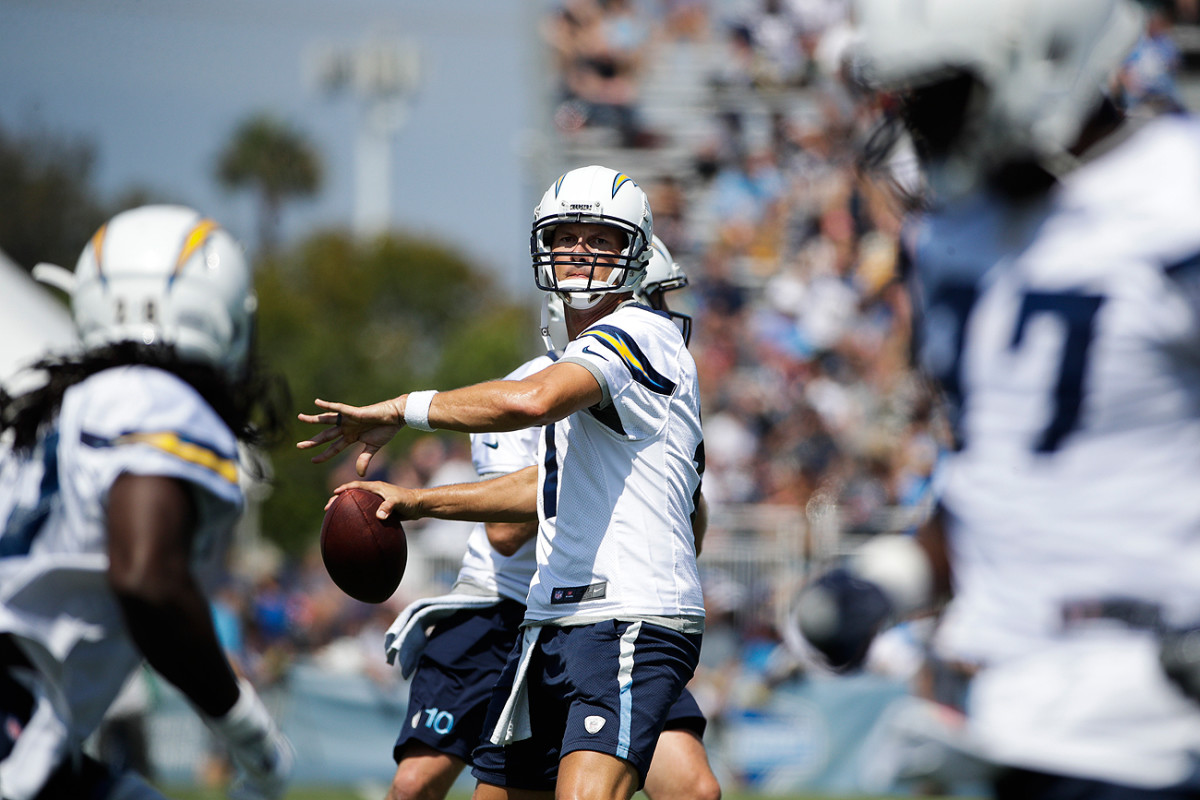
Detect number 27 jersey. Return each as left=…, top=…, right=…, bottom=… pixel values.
left=910, top=116, right=1200, bottom=662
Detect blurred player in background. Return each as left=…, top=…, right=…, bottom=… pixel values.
left=0, top=206, right=292, bottom=800
left=796, top=0, right=1200, bottom=797
left=381, top=236, right=719, bottom=800
left=300, top=165, right=706, bottom=800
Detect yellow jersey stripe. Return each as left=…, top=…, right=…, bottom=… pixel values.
left=588, top=330, right=649, bottom=378
left=117, top=431, right=238, bottom=484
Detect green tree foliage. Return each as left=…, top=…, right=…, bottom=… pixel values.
left=216, top=115, right=321, bottom=254
left=0, top=122, right=109, bottom=270
left=254, top=230, right=538, bottom=554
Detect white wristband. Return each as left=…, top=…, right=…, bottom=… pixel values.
left=403, top=390, right=439, bottom=431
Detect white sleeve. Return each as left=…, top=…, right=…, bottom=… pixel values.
left=75, top=368, right=243, bottom=511
left=559, top=312, right=681, bottom=440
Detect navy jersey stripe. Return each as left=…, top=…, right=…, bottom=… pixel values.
left=588, top=403, right=626, bottom=434
left=542, top=424, right=558, bottom=518
left=1, top=430, right=60, bottom=557
left=582, top=324, right=677, bottom=396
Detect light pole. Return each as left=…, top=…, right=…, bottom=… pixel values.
left=309, top=37, right=421, bottom=237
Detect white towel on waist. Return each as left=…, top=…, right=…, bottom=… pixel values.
left=489, top=625, right=542, bottom=746
left=383, top=592, right=500, bottom=678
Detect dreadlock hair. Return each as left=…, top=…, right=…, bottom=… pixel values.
left=0, top=341, right=290, bottom=462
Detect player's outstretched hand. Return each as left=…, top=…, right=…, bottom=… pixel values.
left=297, top=398, right=403, bottom=477
left=328, top=480, right=425, bottom=521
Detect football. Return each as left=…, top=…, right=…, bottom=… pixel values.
left=320, top=488, right=408, bottom=604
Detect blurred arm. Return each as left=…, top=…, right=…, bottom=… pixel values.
left=107, top=473, right=239, bottom=716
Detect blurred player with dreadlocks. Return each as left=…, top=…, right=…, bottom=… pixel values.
left=0, top=205, right=292, bottom=800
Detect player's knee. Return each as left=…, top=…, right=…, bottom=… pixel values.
left=387, top=770, right=437, bottom=800
left=693, top=770, right=722, bottom=800
left=651, top=771, right=722, bottom=800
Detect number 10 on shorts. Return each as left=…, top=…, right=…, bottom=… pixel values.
left=413, top=707, right=455, bottom=735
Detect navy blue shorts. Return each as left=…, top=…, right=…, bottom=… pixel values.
left=471, top=620, right=703, bottom=791
left=393, top=598, right=526, bottom=764
left=664, top=686, right=706, bottom=738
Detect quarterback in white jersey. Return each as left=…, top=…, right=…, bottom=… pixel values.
left=526, top=302, right=705, bottom=624
left=381, top=237, right=718, bottom=800
left=0, top=206, right=291, bottom=800
left=300, top=166, right=706, bottom=800
left=796, top=1, right=1200, bottom=797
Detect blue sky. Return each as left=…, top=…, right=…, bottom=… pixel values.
left=0, top=0, right=557, bottom=298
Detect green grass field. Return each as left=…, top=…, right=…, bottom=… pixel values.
left=161, top=789, right=964, bottom=800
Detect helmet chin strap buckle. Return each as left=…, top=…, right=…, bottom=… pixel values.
left=556, top=276, right=610, bottom=310
left=560, top=291, right=604, bottom=310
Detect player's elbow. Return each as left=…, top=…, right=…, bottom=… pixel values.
left=505, top=383, right=562, bottom=427
left=108, top=555, right=191, bottom=609
left=486, top=520, right=537, bottom=557
left=693, top=772, right=722, bottom=800
left=489, top=534, right=525, bottom=558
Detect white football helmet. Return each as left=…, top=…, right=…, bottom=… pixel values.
left=61, top=205, right=256, bottom=380
left=531, top=165, right=653, bottom=309
left=636, top=235, right=692, bottom=345
left=852, top=0, right=1144, bottom=197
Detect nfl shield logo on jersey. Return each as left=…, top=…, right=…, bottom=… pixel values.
left=584, top=715, right=606, bottom=734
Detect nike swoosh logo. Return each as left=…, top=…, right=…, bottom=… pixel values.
left=582, top=345, right=608, bottom=360
left=483, top=440, right=499, bottom=449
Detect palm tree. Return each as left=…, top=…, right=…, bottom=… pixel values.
left=216, top=115, right=322, bottom=254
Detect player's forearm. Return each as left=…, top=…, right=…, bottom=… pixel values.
left=414, top=466, right=538, bottom=522
left=412, top=363, right=601, bottom=433
left=116, top=578, right=240, bottom=717
left=401, top=381, right=545, bottom=434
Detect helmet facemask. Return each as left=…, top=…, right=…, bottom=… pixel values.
left=532, top=218, right=648, bottom=309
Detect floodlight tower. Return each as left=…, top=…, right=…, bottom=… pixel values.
left=309, top=38, right=422, bottom=237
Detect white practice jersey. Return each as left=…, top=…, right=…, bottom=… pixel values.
left=0, top=365, right=242, bottom=741
left=910, top=115, right=1200, bottom=785
left=525, top=303, right=705, bottom=627
left=453, top=355, right=548, bottom=603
